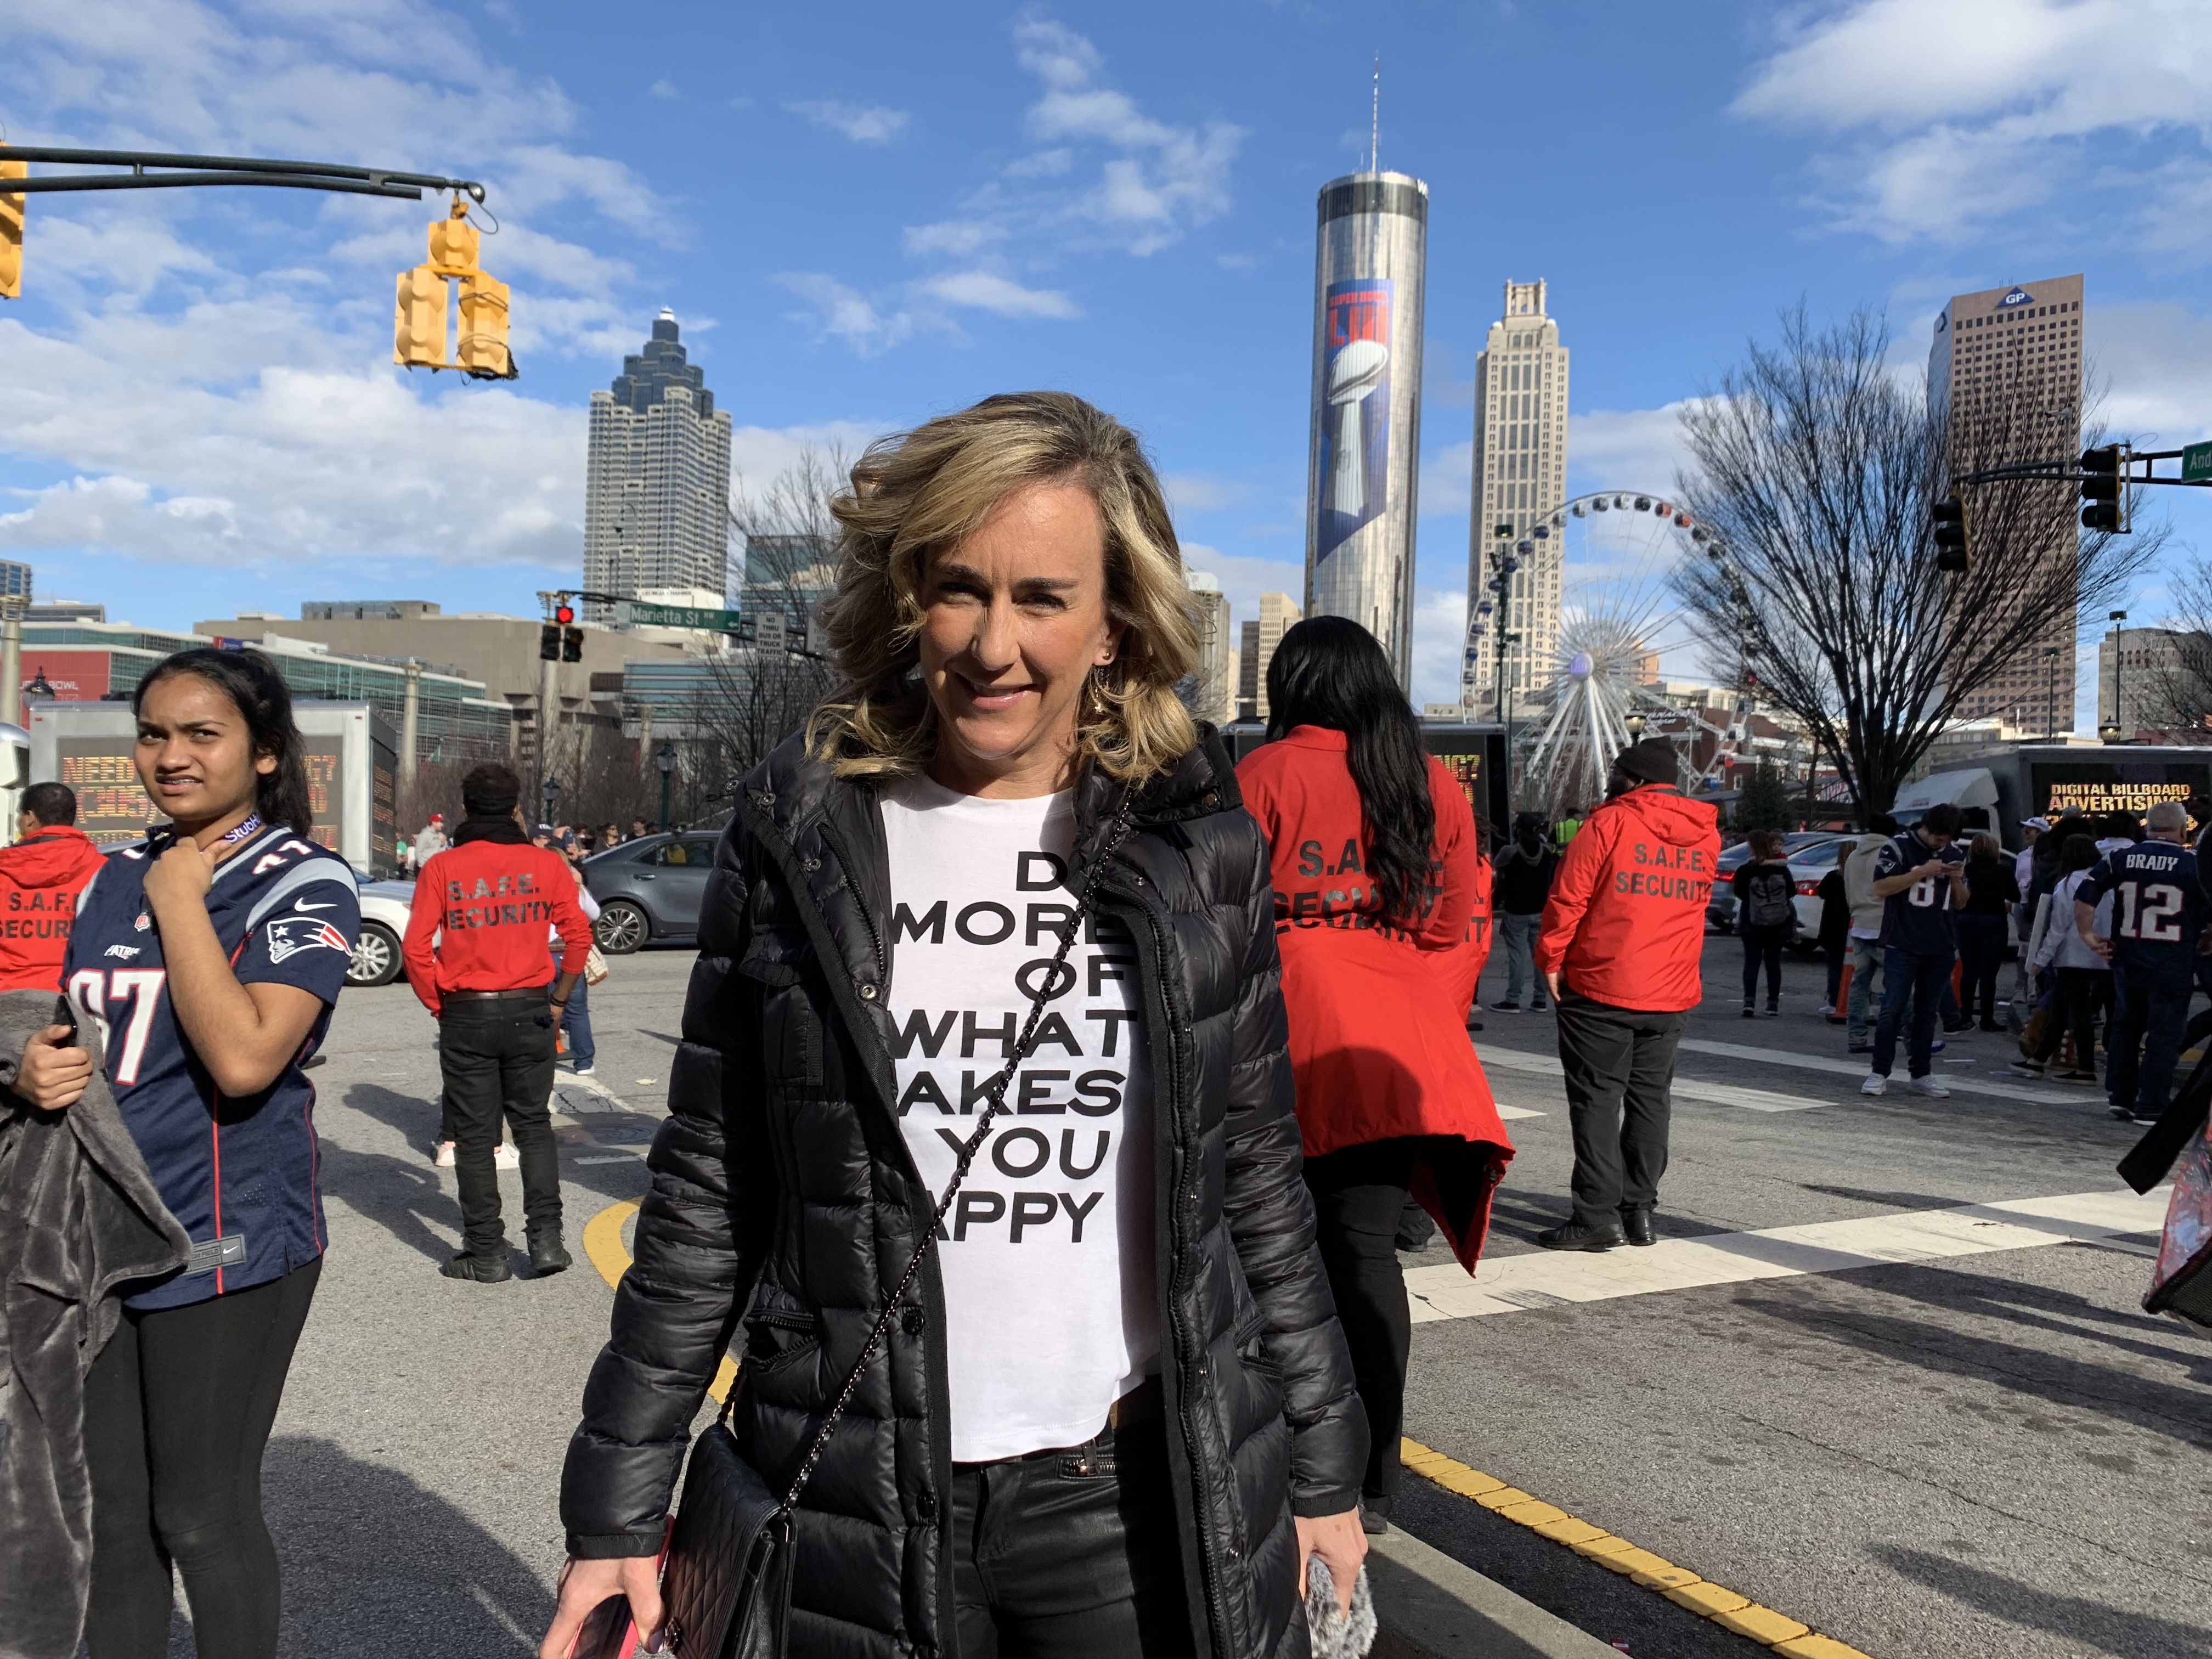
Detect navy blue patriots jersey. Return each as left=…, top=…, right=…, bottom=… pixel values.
left=63, top=825, right=359, bottom=1311
left=1874, top=831, right=1965, bottom=955
left=2080, top=840, right=2210, bottom=973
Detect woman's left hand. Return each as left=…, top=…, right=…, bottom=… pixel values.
left=144, top=840, right=218, bottom=912
left=1295, top=1509, right=1368, bottom=1614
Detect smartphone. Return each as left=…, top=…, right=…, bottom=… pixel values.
left=568, top=1594, right=639, bottom=1659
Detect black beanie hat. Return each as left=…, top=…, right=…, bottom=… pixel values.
left=461, top=762, right=522, bottom=819
left=1612, top=738, right=1680, bottom=788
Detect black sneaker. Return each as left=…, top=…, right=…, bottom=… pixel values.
left=528, top=1224, right=572, bottom=1277
left=1741, top=1005, right=1757, bottom=1019
left=439, top=1250, right=513, bottom=1283
left=1489, top=1001, right=1522, bottom=1013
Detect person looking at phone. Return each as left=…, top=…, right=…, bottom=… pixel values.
left=544, top=393, right=1367, bottom=1659
left=15, top=648, right=360, bottom=1659
left=1860, top=803, right=1970, bottom=1098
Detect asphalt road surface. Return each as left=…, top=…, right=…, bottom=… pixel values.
left=216, top=935, right=2202, bottom=1658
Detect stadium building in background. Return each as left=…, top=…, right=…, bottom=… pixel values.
left=1304, top=171, right=1427, bottom=690
left=1463, top=280, right=1570, bottom=715
left=1928, top=273, right=2085, bottom=727
left=583, top=309, right=734, bottom=618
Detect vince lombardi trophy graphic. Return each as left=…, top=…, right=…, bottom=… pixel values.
left=1304, top=143, right=1427, bottom=690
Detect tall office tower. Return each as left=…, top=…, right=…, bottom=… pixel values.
left=1462, top=281, right=1569, bottom=715
left=583, top=309, right=735, bottom=617
left=1304, top=171, right=1427, bottom=689
left=1237, top=592, right=1304, bottom=722
left=1178, top=571, right=1234, bottom=726
left=1928, top=274, right=2085, bottom=726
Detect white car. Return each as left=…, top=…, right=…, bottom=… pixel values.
left=348, top=872, right=415, bottom=988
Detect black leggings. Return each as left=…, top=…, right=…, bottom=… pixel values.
left=1303, top=1137, right=1442, bottom=1517
left=83, top=1257, right=322, bottom=1659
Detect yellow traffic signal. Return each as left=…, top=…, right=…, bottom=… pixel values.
left=458, top=270, right=511, bottom=379
left=1, top=146, right=24, bottom=301
left=393, top=265, right=447, bottom=369
left=391, top=194, right=517, bottom=380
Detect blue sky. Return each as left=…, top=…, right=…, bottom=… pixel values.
left=4, top=0, right=2211, bottom=719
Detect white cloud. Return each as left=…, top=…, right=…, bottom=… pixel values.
left=1567, top=404, right=1702, bottom=495
left=903, top=220, right=1008, bottom=258
left=774, top=273, right=932, bottom=357
left=648, top=79, right=678, bottom=100
left=788, top=100, right=911, bottom=145
left=1734, top=0, right=2212, bottom=248
left=1163, top=473, right=1254, bottom=512
left=1410, top=586, right=1470, bottom=710
left=1012, top=18, right=1243, bottom=256
left=918, top=270, right=1081, bottom=319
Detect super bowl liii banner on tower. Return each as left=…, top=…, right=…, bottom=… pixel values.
left=1317, top=277, right=1393, bottom=561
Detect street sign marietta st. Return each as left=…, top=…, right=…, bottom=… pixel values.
left=614, top=600, right=745, bottom=632
left=2184, top=441, right=2212, bottom=483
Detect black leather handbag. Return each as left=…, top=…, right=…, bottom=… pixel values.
left=656, top=802, right=1134, bottom=1658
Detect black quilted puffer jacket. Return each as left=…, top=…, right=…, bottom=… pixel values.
left=561, top=729, right=1365, bottom=1659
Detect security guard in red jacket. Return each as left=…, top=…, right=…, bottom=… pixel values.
left=402, top=763, right=593, bottom=1282
left=0, top=782, right=108, bottom=992
left=1533, top=738, right=1721, bottom=1251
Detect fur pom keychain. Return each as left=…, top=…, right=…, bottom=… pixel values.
left=1305, top=1557, right=1378, bottom=1659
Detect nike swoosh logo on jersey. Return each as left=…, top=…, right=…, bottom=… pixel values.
left=294, top=899, right=336, bottom=912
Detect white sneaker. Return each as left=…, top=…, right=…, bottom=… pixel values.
left=1907, top=1075, right=1951, bottom=1098
left=433, top=1140, right=456, bottom=1167
left=1860, top=1073, right=1887, bottom=1096
left=572, top=1063, right=595, bottom=1076
left=493, top=1143, right=521, bottom=1169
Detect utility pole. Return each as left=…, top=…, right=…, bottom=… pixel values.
left=400, top=658, right=421, bottom=774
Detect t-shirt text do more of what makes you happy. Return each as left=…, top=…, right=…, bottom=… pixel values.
left=880, top=778, right=1160, bottom=1463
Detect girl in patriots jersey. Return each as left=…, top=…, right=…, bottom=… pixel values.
left=18, top=648, right=358, bottom=1659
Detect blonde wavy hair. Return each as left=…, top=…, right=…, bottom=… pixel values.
left=807, top=391, right=1202, bottom=782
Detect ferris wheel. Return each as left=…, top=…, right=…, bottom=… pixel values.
left=1463, top=490, right=1739, bottom=815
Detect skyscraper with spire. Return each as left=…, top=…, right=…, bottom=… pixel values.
left=583, top=309, right=733, bottom=614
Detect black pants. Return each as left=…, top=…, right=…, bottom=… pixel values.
left=1304, top=1136, right=1448, bottom=1515
left=1555, top=992, right=1685, bottom=1227
left=83, top=1258, right=322, bottom=1659
left=952, top=1414, right=1195, bottom=1659
left=2034, top=966, right=2110, bottom=1076
left=1823, top=942, right=1846, bottom=1011
left=439, top=996, right=561, bottom=1256
left=1740, top=924, right=1788, bottom=1006
left=1956, top=915, right=2009, bottom=1024
left=2109, top=959, right=2193, bottom=1115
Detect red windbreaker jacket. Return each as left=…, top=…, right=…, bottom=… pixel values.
left=1534, top=783, right=1720, bottom=1012
left=402, top=838, right=593, bottom=1015
left=0, top=826, right=108, bottom=992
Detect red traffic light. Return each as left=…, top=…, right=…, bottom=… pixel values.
left=554, top=604, right=575, bottom=625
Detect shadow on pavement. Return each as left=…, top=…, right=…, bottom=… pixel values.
left=263, top=1435, right=555, bottom=1657
left=1873, top=1545, right=2211, bottom=1658
left=1737, top=1268, right=2212, bottom=1446
left=1799, top=1183, right=1972, bottom=1210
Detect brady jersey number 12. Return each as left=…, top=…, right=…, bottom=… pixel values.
left=2085, top=840, right=2209, bottom=970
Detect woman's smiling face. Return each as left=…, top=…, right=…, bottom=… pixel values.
left=917, top=480, right=1125, bottom=798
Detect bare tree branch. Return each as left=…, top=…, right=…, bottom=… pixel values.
left=1670, top=305, right=2159, bottom=821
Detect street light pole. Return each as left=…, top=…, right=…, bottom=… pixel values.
left=2045, top=647, right=2061, bottom=738
left=2109, top=610, right=2128, bottom=740
left=656, top=742, right=677, bottom=833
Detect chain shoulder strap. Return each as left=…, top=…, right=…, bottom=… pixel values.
left=764, top=793, right=1137, bottom=1513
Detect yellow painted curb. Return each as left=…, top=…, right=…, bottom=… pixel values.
left=1399, top=1438, right=1872, bottom=1656
left=583, top=1198, right=738, bottom=1404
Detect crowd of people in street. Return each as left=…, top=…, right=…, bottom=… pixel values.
left=7, top=388, right=2199, bottom=1659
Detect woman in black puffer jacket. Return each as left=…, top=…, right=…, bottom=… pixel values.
left=545, top=393, right=1367, bottom=1659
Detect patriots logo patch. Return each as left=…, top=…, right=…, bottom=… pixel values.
left=265, top=917, right=352, bottom=964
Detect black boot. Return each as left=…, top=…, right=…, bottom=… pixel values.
left=439, top=1249, right=512, bottom=1283
left=1620, top=1207, right=1655, bottom=1246
left=528, top=1222, right=572, bottom=1277
left=1537, top=1220, right=1626, bottom=1251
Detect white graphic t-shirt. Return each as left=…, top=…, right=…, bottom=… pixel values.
left=879, top=776, right=1159, bottom=1462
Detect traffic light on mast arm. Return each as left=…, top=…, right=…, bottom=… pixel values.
left=2080, top=445, right=2130, bottom=533
left=0, top=146, right=24, bottom=301
left=393, top=195, right=517, bottom=380
left=539, top=622, right=561, bottom=661
left=1932, top=495, right=1970, bottom=573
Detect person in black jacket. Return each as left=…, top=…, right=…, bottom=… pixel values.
left=1956, top=833, right=2020, bottom=1032
left=1732, top=830, right=1797, bottom=1017
left=1488, top=811, right=1559, bottom=1012
left=1815, top=862, right=1851, bottom=1022
left=545, top=393, right=1367, bottom=1659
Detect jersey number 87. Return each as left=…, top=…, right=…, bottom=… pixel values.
left=68, top=967, right=169, bottom=1087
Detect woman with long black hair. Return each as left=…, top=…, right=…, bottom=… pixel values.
left=1237, top=617, right=1515, bottom=1534
left=15, top=648, right=360, bottom=1658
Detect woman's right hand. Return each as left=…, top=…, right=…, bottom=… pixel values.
left=16, top=1025, right=93, bottom=1111
left=539, top=1554, right=664, bottom=1659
